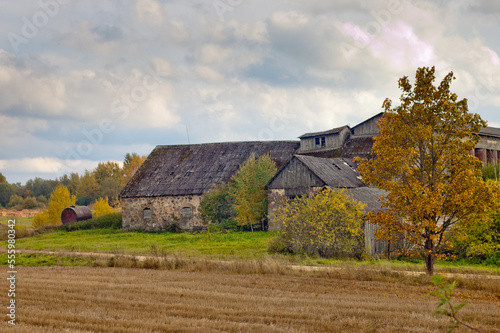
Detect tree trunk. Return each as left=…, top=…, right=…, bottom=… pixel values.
left=424, top=238, right=434, bottom=276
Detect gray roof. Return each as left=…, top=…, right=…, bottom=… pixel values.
left=120, top=141, right=300, bottom=198
left=345, top=187, right=386, bottom=213
left=480, top=126, right=500, bottom=138
left=295, top=155, right=365, bottom=188
left=299, top=126, right=350, bottom=139
left=341, top=136, right=375, bottom=159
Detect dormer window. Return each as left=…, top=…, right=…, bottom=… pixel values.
left=315, top=137, right=326, bottom=148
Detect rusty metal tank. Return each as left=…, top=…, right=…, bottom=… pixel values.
left=61, top=205, right=92, bottom=224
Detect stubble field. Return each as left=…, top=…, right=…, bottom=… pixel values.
left=1, top=265, right=499, bottom=332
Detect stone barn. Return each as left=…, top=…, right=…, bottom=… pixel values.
left=119, top=141, right=299, bottom=231
left=266, top=154, right=387, bottom=255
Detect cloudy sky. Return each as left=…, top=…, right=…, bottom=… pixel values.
left=0, top=0, right=499, bottom=184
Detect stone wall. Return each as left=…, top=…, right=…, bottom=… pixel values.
left=121, top=195, right=204, bottom=231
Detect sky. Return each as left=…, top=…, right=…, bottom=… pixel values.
left=0, top=0, right=499, bottom=184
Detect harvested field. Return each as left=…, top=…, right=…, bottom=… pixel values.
left=1, top=266, right=499, bottom=332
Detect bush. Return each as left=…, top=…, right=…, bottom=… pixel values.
left=59, top=212, right=122, bottom=231
left=448, top=208, right=500, bottom=262
left=272, top=188, right=365, bottom=258
left=94, top=197, right=114, bottom=217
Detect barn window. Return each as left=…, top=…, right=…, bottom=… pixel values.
left=143, top=208, right=151, bottom=220
left=315, top=137, right=326, bottom=148
left=182, top=207, right=192, bottom=218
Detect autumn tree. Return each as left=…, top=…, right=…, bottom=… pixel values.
left=32, top=184, right=76, bottom=228
left=94, top=197, right=114, bottom=217
left=232, top=154, right=277, bottom=231
left=122, top=153, right=146, bottom=186
left=272, top=188, right=365, bottom=258
left=357, top=66, right=496, bottom=275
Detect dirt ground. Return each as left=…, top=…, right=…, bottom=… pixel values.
left=1, top=266, right=499, bottom=332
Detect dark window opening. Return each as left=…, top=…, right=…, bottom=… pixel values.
left=315, top=137, right=326, bottom=148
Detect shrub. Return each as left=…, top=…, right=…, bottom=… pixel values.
left=449, top=209, right=500, bottom=262
left=272, top=188, right=365, bottom=258
left=199, top=182, right=235, bottom=224
left=94, top=197, right=114, bottom=217
left=59, top=212, right=122, bottom=231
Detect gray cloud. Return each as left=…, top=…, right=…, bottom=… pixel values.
left=0, top=0, right=499, bottom=183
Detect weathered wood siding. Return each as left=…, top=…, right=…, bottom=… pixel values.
left=352, top=116, right=381, bottom=136
left=364, top=221, right=387, bottom=256
left=267, top=157, right=325, bottom=190
left=299, top=127, right=350, bottom=152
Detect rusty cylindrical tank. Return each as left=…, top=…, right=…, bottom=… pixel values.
left=61, top=206, right=92, bottom=224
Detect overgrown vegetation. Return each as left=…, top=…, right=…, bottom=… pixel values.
left=199, top=182, right=238, bottom=231
left=58, top=212, right=122, bottom=231
left=270, top=188, right=365, bottom=258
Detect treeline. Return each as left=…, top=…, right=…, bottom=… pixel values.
left=0, top=153, right=146, bottom=209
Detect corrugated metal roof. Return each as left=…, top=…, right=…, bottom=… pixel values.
left=299, top=126, right=350, bottom=139
left=120, top=141, right=300, bottom=198
left=295, top=155, right=365, bottom=188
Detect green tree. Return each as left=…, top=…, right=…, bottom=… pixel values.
left=0, top=172, right=6, bottom=184
left=199, top=182, right=236, bottom=225
left=32, top=184, right=76, bottom=228
left=76, top=170, right=99, bottom=202
left=0, top=183, right=15, bottom=207
left=98, top=177, right=122, bottom=201
left=94, top=161, right=123, bottom=185
left=272, top=188, right=365, bottom=257
left=357, top=66, right=496, bottom=275
left=232, top=154, right=277, bottom=231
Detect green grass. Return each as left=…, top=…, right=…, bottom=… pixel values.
left=0, top=253, right=91, bottom=266
left=0, top=216, right=33, bottom=229
left=2, top=229, right=276, bottom=259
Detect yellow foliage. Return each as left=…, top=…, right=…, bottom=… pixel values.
left=94, top=197, right=114, bottom=217
left=32, top=185, right=75, bottom=228
left=275, top=188, right=365, bottom=257
left=356, top=66, right=496, bottom=274
left=122, top=154, right=146, bottom=186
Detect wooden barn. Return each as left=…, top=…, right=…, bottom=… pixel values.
left=266, top=155, right=387, bottom=255
left=119, top=141, right=299, bottom=231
